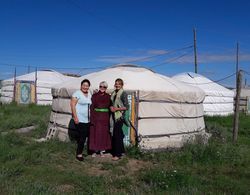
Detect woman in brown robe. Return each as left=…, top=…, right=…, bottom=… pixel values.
left=89, top=81, right=112, bottom=157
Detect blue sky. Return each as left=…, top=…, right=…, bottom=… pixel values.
left=1, top=0, right=250, bottom=87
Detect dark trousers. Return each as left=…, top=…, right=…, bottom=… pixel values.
left=76, top=122, right=90, bottom=155
left=112, top=120, right=125, bottom=157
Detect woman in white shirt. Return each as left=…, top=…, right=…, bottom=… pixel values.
left=70, top=79, right=92, bottom=161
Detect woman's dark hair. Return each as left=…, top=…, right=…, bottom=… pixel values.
left=115, top=78, right=124, bottom=86
left=81, top=79, right=91, bottom=86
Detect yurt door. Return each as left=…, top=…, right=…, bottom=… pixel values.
left=15, top=81, right=35, bottom=104
left=122, top=90, right=138, bottom=146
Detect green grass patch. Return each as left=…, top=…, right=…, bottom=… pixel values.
left=0, top=102, right=51, bottom=137
left=140, top=169, right=192, bottom=191
left=0, top=104, right=250, bottom=194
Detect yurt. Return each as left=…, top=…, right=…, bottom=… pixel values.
left=0, top=70, right=76, bottom=105
left=172, top=72, right=235, bottom=116
left=0, top=80, right=2, bottom=96
left=47, top=65, right=206, bottom=149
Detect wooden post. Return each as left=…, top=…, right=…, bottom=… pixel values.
left=236, top=42, right=239, bottom=85
left=35, top=67, right=38, bottom=104
left=233, top=70, right=242, bottom=143
left=130, top=92, right=136, bottom=145
left=135, top=90, right=140, bottom=146
left=193, top=28, right=198, bottom=73
left=13, top=67, right=17, bottom=102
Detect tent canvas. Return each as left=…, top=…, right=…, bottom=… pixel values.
left=47, top=65, right=206, bottom=149
left=172, top=72, right=235, bottom=116
left=0, top=70, right=76, bottom=105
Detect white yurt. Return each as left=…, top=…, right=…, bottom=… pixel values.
left=0, top=80, right=2, bottom=96
left=0, top=70, right=76, bottom=105
left=47, top=65, right=206, bottom=149
left=172, top=72, right=235, bottom=116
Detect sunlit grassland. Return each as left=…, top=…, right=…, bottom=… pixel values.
left=0, top=103, right=249, bottom=194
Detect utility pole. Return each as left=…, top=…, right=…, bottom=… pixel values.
left=193, top=28, right=198, bottom=73
left=35, top=67, right=38, bottom=104
left=13, top=67, right=17, bottom=102
left=233, top=43, right=241, bottom=143
left=233, top=70, right=242, bottom=143
left=236, top=42, right=239, bottom=84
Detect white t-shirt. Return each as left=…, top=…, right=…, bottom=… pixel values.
left=72, top=90, right=92, bottom=123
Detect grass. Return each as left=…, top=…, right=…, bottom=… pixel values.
left=0, top=102, right=51, bottom=138
left=0, top=103, right=250, bottom=194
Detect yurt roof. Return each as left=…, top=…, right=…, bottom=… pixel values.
left=53, top=65, right=205, bottom=103
left=172, top=72, right=234, bottom=97
left=2, top=70, right=74, bottom=85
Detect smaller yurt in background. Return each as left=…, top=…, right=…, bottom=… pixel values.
left=0, top=80, right=2, bottom=97
left=0, top=70, right=76, bottom=105
left=46, top=65, right=207, bottom=150
left=172, top=72, right=235, bottom=116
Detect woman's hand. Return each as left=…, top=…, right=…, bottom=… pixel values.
left=70, top=97, right=79, bottom=124
left=73, top=117, right=79, bottom=124
left=110, top=106, right=117, bottom=112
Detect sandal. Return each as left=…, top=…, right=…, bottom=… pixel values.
left=112, top=156, right=120, bottom=161
left=100, top=151, right=105, bottom=158
left=76, top=155, right=84, bottom=161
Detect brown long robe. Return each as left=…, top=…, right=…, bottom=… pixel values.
left=89, top=91, right=112, bottom=151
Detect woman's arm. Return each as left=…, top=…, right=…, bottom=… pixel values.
left=90, top=95, right=96, bottom=123
left=119, top=91, right=129, bottom=111
left=70, top=97, right=79, bottom=124
left=110, top=92, right=128, bottom=112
